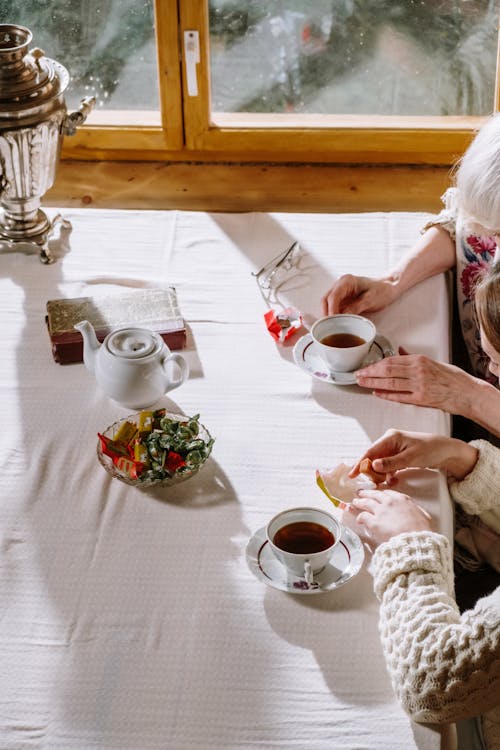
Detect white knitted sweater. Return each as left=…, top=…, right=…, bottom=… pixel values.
left=371, top=443, right=500, bottom=749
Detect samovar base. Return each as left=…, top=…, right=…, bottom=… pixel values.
left=0, top=211, right=72, bottom=264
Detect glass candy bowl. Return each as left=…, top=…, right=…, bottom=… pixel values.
left=97, top=409, right=214, bottom=487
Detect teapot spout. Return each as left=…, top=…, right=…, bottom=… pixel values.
left=74, top=319, right=100, bottom=374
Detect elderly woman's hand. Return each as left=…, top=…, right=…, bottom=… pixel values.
left=354, top=346, right=478, bottom=414
left=351, top=489, right=433, bottom=546
left=321, top=274, right=399, bottom=316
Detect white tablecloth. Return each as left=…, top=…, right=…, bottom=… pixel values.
left=0, top=209, right=453, bottom=749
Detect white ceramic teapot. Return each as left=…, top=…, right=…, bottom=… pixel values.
left=75, top=320, right=189, bottom=409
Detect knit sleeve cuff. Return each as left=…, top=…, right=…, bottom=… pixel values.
left=371, top=531, right=453, bottom=601
left=449, top=439, right=500, bottom=515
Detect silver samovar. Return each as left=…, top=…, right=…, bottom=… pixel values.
left=0, top=24, right=95, bottom=263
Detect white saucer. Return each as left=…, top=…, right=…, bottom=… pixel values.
left=293, top=333, right=394, bottom=385
left=246, top=525, right=365, bottom=594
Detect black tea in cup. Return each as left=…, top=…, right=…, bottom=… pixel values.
left=273, top=521, right=335, bottom=554
left=320, top=333, right=366, bottom=348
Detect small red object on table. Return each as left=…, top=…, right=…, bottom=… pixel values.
left=264, top=306, right=303, bottom=343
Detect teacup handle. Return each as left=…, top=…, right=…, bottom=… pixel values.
left=304, top=561, right=313, bottom=585
left=161, top=352, right=189, bottom=392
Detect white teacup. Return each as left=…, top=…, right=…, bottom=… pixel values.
left=266, top=507, right=341, bottom=584
left=311, top=314, right=376, bottom=373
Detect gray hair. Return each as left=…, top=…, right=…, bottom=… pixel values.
left=456, top=113, right=500, bottom=234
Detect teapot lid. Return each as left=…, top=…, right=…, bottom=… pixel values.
left=106, top=328, right=162, bottom=359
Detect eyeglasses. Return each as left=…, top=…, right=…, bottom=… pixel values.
left=251, top=241, right=301, bottom=291
left=252, top=241, right=304, bottom=340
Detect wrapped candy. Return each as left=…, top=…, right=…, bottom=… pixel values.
left=138, top=410, right=154, bottom=433
left=98, top=412, right=214, bottom=483
left=97, top=433, right=130, bottom=460
left=317, top=463, right=377, bottom=504
left=165, top=451, right=186, bottom=473
left=133, top=441, right=150, bottom=466
left=112, top=455, right=145, bottom=480
left=264, top=306, right=303, bottom=343
left=113, top=420, right=137, bottom=445
left=359, top=458, right=386, bottom=483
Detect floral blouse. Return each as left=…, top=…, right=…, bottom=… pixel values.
left=425, top=189, right=500, bottom=574
left=423, top=187, right=498, bottom=383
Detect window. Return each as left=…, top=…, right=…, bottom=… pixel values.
left=2, top=0, right=499, bottom=164
left=0, top=1, right=158, bottom=115
left=209, top=1, right=498, bottom=117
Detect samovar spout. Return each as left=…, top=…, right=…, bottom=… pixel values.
left=62, top=95, right=96, bottom=136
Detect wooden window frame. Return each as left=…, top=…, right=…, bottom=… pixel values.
left=61, top=0, right=500, bottom=168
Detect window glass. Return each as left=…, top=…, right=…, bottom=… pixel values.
left=0, top=0, right=158, bottom=113
left=209, top=0, right=500, bottom=116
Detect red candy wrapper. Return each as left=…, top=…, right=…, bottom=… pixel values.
left=264, top=307, right=303, bottom=343
left=165, top=451, right=186, bottom=473
left=98, top=433, right=130, bottom=460
left=112, top=455, right=145, bottom=480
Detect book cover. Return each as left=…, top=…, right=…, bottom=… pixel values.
left=46, top=287, right=187, bottom=364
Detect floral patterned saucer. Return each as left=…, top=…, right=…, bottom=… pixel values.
left=246, top=525, right=365, bottom=594
left=293, top=333, right=394, bottom=385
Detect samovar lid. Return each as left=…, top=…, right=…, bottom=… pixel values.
left=0, top=24, right=70, bottom=126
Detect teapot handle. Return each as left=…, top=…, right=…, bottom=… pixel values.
left=161, top=352, right=189, bottom=392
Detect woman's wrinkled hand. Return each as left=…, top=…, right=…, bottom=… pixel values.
left=321, top=275, right=397, bottom=316
left=354, top=346, right=476, bottom=415
left=351, top=489, right=433, bottom=546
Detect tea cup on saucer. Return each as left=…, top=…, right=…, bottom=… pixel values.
left=266, top=507, right=342, bottom=584
left=311, top=314, right=376, bottom=373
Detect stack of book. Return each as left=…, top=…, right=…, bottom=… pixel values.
left=46, top=287, right=187, bottom=364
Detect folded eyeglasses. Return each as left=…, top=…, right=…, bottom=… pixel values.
left=251, top=241, right=301, bottom=292
left=251, top=241, right=304, bottom=342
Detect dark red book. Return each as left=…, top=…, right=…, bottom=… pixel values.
left=46, top=287, right=187, bottom=364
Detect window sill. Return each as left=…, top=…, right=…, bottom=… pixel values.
left=47, top=160, right=449, bottom=213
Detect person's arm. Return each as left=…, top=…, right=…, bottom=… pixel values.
left=384, top=224, right=456, bottom=297
left=321, top=225, right=456, bottom=315
left=462, top=377, right=500, bottom=437
left=372, top=531, right=500, bottom=726
left=355, top=353, right=500, bottom=439
left=449, top=439, right=500, bottom=532
left=351, top=490, right=500, bottom=727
